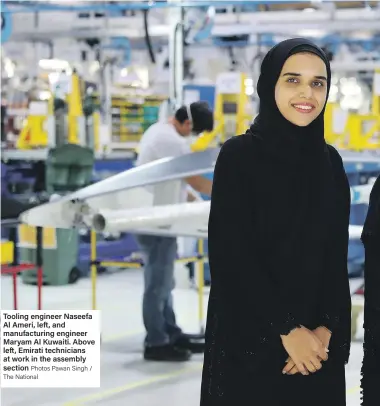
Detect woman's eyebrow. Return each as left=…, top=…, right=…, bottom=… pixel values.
left=282, top=72, right=327, bottom=81
left=283, top=72, right=301, bottom=77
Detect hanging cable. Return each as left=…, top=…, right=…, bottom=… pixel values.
left=143, top=9, right=156, bottom=64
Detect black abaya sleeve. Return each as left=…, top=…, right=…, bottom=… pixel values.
left=318, top=147, right=352, bottom=340
left=208, top=136, right=302, bottom=338
left=360, top=175, right=380, bottom=406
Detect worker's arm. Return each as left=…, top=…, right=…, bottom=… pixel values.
left=186, top=186, right=203, bottom=202
left=185, top=175, right=213, bottom=197
left=157, top=136, right=213, bottom=197
left=187, top=192, right=197, bottom=202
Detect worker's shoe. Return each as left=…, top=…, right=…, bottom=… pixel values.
left=174, top=333, right=205, bottom=354
left=144, top=344, right=192, bottom=362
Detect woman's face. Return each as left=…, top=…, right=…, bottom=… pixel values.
left=274, top=52, right=328, bottom=127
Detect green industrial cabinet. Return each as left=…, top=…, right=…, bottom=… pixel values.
left=21, top=144, right=94, bottom=286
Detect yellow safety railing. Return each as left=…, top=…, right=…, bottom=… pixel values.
left=89, top=232, right=206, bottom=333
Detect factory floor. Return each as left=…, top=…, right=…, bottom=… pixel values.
left=1, top=269, right=364, bottom=406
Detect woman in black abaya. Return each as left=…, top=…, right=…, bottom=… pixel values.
left=200, top=38, right=352, bottom=405
left=360, top=175, right=380, bottom=406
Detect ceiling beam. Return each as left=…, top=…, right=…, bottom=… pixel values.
left=1, top=1, right=302, bottom=13
left=330, top=60, right=380, bottom=71
left=215, top=7, right=380, bottom=23
left=8, top=19, right=380, bottom=43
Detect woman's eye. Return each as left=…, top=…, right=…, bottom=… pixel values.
left=286, top=77, right=298, bottom=83
left=312, top=81, right=324, bottom=87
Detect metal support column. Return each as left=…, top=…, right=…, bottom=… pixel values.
left=97, top=48, right=113, bottom=151
left=168, top=0, right=185, bottom=112
left=99, top=60, right=112, bottom=128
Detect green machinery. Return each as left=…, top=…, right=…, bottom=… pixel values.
left=20, top=144, right=94, bottom=286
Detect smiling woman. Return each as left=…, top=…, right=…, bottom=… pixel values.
left=201, top=38, right=352, bottom=406
left=275, top=52, right=328, bottom=127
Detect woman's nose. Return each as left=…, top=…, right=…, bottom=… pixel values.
left=300, top=85, right=313, bottom=98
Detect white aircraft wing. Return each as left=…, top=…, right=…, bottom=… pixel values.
left=90, top=200, right=362, bottom=240
left=349, top=225, right=363, bottom=239
left=18, top=145, right=374, bottom=240
left=19, top=149, right=219, bottom=229
left=92, top=201, right=210, bottom=239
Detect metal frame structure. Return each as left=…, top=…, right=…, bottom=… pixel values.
left=2, top=1, right=329, bottom=13
left=3, top=1, right=380, bottom=40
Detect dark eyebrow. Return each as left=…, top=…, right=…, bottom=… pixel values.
left=283, top=72, right=327, bottom=81
left=283, top=72, right=301, bottom=77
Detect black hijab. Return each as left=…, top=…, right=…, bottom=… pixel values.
left=249, top=38, right=331, bottom=162
left=248, top=38, right=334, bottom=219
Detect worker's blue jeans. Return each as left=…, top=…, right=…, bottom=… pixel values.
left=136, top=235, right=183, bottom=347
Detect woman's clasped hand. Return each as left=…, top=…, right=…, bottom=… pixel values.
left=281, top=326, right=332, bottom=376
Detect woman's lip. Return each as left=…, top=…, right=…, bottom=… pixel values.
left=292, top=103, right=315, bottom=113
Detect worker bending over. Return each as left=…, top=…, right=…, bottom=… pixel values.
left=136, top=101, right=214, bottom=362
